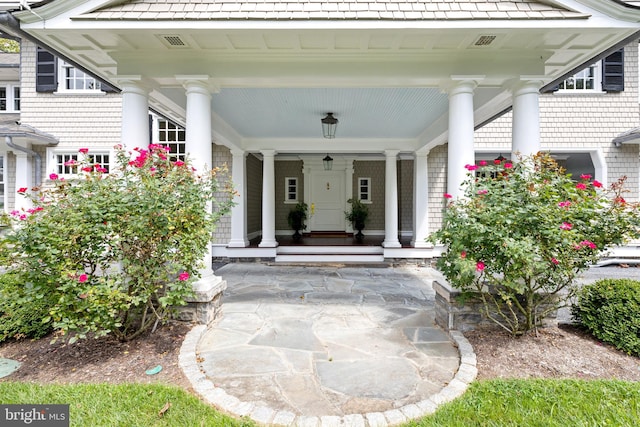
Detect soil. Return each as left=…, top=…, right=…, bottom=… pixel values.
left=1, top=320, right=639, bottom=389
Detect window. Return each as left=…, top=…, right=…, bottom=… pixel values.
left=558, top=63, right=601, bottom=91
left=60, top=61, right=101, bottom=92
left=285, top=177, right=298, bottom=202
left=0, top=84, right=20, bottom=112
left=53, top=151, right=111, bottom=177
left=157, top=119, right=186, bottom=161
left=0, top=154, right=4, bottom=211
left=358, top=177, right=371, bottom=202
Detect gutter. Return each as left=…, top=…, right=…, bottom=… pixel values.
left=4, top=129, right=58, bottom=186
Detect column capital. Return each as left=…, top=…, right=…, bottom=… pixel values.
left=260, top=149, right=277, bottom=157
left=115, top=76, right=150, bottom=96
left=442, top=76, right=484, bottom=95
left=384, top=149, right=400, bottom=158
left=230, top=148, right=247, bottom=157
left=176, top=75, right=220, bottom=94
left=508, top=77, right=544, bottom=96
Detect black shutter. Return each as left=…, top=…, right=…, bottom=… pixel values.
left=602, top=48, right=624, bottom=92
left=35, top=47, right=57, bottom=92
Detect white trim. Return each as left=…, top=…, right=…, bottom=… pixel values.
left=357, top=177, right=372, bottom=203
left=55, top=60, right=104, bottom=94
left=46, top=146, right=114, bottom=178
left=0, top=153, right=5, bottom=212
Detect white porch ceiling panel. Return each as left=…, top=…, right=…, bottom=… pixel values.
left=211, top=87, right=449, bottom=139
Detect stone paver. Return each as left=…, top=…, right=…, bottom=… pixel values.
left=180, top=264, right=476, bottom=426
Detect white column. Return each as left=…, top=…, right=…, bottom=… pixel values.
left=259, top=149, right=278, bottom=248
left=412, top=151, right=430, bottom=248
left=345, top=158, right=355, bottom=232
left=383, top=149, right=401, bottom=248
left=228, top=149, right=249, bottom=247
left=182, top=78, right=220, bottom=285
left=118, top=77, right=149, bottom=149
left=512, top=80, right=543, bottom=158
left=14, top=150, right=32, bottom=211
left=447, top=79, right=477, bottom=198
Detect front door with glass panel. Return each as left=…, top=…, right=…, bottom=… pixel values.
left=309, top=171, right=345, bottom=231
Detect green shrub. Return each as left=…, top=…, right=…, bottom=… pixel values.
left=572, top=278, right=640, bottom=356
left=0, top=273, right=53, bottom=342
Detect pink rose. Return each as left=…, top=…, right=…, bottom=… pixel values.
left=178, top=272, right=190, bottom=281
left=444, top=193, right=452, bottom=199
left=49, top=173, right=59, bottom=180
left=476, top=261, right=485, bottom=272
left=560, top=222, right=572, bottom=230
left=17, top=187, right=27, bottom=193
left=79, top=148, right=89, bottom=154
left=504, top=162, right=513, bottom=169
left=576, top=183, right=587, bottom=190
left=78, top=274, right=88, bottom=283
left=592, top=180, right=603, bottom=188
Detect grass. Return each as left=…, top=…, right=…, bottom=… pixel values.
left=1, top=379, right=639, bottom=426
left=407, top=379, right=640, bottom=427
left=0, top=382, right=253, bottom=427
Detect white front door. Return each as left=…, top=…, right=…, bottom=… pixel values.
left=309, top=171, right=345, bottom=231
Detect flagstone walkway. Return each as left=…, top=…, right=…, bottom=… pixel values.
left=179, top=264, right=477, bottom=426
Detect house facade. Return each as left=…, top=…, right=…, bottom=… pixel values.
left=0, top=0, right=640, bottom=268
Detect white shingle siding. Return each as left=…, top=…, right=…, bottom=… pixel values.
left=20, top=40, right=122, bottom=153
left=475, top=41, right=640, bottom=202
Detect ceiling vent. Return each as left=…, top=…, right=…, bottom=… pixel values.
left=158, top=35, right=189, bottom=48
left=473, top=35, right=497, bottom=47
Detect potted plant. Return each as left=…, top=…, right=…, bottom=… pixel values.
left=287, top=202, right=308, bottom=242
left=345, top=198, right=369, bottom=242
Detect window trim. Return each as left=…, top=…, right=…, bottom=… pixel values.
left=0, top=83, right=21, bottom=113
left=284, top=177, right=298, bottom=203
left=358, top=177, right=372, bottom=204
left=55, top=61, right=105, bottom=95
left=556, top=62, right=603, bottom=94
left=48, top=147, right=113, bottom=179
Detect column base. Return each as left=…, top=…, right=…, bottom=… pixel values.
left=228, top=239, right=250, bottom=248
left=175, top=274, right=226, bottom=325
left=258, top=240, right=279, bottom=248
left=382, top=240, right=402, bottom=248
left=411, top=240, right=434, bottom=249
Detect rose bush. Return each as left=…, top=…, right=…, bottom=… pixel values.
left=0, top=144, right=234, bottom=342
left=429, top=153, right=639, bottom=335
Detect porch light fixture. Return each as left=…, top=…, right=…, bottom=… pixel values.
left=321, top=113, right=338, bottom=139
left=495, top=154, right=506, bottom=162
left=323, top=154, right=333, bottom=171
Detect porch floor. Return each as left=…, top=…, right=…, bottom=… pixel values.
left=180, top=263, right=477, bottom=425
left=249, top=234, right=414, bottom=247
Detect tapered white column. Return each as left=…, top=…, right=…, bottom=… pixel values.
left=512, top=80, right=543, bottom=158
left=259, top=150, right=278, bottom=248
left=118, top=77, right=149, bottom=149
left=412, top=151, right=430, bottom=248
left=182, top=78, right=219, bottom=285
left=447, top=79, right=478, bottom=198
left=383, top=149, right=401, bottom=248
left=228, top=149, right=249, bottom=247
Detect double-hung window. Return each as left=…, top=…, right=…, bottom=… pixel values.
left=358, top=177, right=371, bottom=202
left=157, top=119, right=186, bottom=161
left=0, top=84, right=20, bottom=112
left=285, top=177, right=298, bottom=203
left=53, top=151, right=111, bottom=178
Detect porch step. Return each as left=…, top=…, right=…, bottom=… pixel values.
left=275, top=245, right=384, bottom=264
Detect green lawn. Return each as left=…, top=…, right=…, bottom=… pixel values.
left=1, top=379, right=639, bottom=426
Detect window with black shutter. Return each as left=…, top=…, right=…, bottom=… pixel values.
left=602, top=48, right=624, bottom=92
left=36, top=47, right=57, bottom=92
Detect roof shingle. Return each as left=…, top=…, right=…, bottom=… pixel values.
left=77, top=0, right=589, bottom=21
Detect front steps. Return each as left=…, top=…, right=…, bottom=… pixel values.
left=275, top=245, right=385, bottom=264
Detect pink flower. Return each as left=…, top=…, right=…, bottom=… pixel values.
left=476, top=261, right=485, bottom=272
left=17, top=187, right=27, bottom=193
left=178, top=272, right=190, bottom=281
left=49, top=173, right=59, bottom=180
left=576, top=183, right=587, bottom=190
left=114, top=144, right=123, bottom=150
left=465, top=164, right=478, bottom=171
left=504, top=163, right=513, bottom=169
left=81, top=166, right=92, bottom=172
left=493, top=159, right=502, bottom=165
left=580, top=240, right=597, bottom=249
left=64, top=159, right=78, bottom=166
left=558, top=201, right=571, bottom=209
left=10, top=210, right=19, bottom=217
left=477, top=189, right=488, bottom=195
left=560, top=222, right=572, bottom=230
left=19, top=214, right=26, bottom=221
left=580, top=174, right=592, bottom=180
left=95, top=166, right=107, bottom=173
left=592, top=180, right=603, bottom=188
left=78, top=274, right=88, bottom=283
left=479, top=160, right=487, bottom=166
left=444, top=193, right=452, bottom=199
left=174, top=160, right=185, bottom=167
left=79, top=148, right=89, bottom=154
left=551, top=258, right=559, bottom=265
left=615, top=197, right=626, bottom=205
left=460, top=251, right=467, bottom=259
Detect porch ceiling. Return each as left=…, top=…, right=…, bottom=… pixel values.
left=8, top=1, right=640, bottom=153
